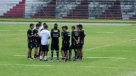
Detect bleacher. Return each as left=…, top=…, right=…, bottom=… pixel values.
left=0, top=0, right=136, bottom=19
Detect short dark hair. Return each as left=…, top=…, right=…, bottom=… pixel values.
left=62, top=25, right=68, bottom=30
left=54, top=23, right=58, bottom=29
left=36, top=23, right=40, bottom=27
left=72, top=26, right=75, bottom=29
left=43, top=23, right=47, bottom=26
left=44, top=24, right=48, bottom=29
left=77, top=24, right=83, bottom=29
left=30, top=23, right=34, bottom=27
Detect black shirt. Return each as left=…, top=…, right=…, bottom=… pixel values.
left=27, top=29, right=34, bottom=43
left=51, top=29, right=60, bottom=41
left=61, top=31, right=70, bottom=45
left=33, top=29, right=39, bottom=43
left=79, top=30, right=86, bottom=44
left=71, top=30, right=79, bottom=44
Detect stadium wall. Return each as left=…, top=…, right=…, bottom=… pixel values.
left=0, top=0, right=136, bottom=19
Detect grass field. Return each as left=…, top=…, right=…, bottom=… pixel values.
left=0, top=21, right=136, bottom=76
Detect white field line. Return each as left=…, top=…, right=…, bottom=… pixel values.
left=0, top=22, right=132, bottom=26
left=85, top=39, right=136, bottom=51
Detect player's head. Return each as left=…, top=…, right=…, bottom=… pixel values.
left=43, top=23, right=47, bottom=26
left=71, top=26, right=75, bottom=31
left=36, top=23, right=40, bottom=29
left=38, top=21, right=42, bottom=26
left=78, top=24, right=83, bottom=30
left=54, top=23, right=58, bottom=29
left=62, top=25, right=68, bottom=31
left=43, top=24, right=48, bottom=29
left=77, top=24, right=83, bottom=30
left=29, top=23, right=34, bottom=29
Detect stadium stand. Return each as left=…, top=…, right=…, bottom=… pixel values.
left=0, top=0, right=136, bottom=19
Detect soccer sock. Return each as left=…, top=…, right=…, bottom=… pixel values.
left=75, top=50, right=77, bottom=59
left=44, top=56, right=47, bottom=60
left=56, top=52, right=59, bottom=60
left=40, top=56, right=42, bottom=60
left=51, top=51, right=53, bottom=60
left=69, top=50, right=71, bottom=60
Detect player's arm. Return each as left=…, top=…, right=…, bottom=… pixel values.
left=48, top=31, right=51, bottom=39
left=61, top=32, right=64, bottom=39
left=58, top=29, right=60, bottom=38
left=51, top=29, right=53, bottom=38
left=27, top=30, right=32, bottom=37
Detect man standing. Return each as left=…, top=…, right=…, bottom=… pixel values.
left=39, top=24, right=50, bottom=61
left=33, top=24, right=40, bottom=59
left=77, top=24, right=86, bottom=60
left=27, top=24, right=35, bottom=60
left=61, top=26, right=70, bottom=61
left=50, top=23, right=60, bottom=61
left=69, top=26, right=77, bottom=61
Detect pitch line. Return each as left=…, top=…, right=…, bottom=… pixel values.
left=86, top=38, right=136, bottom=51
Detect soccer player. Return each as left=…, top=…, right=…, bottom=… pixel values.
left=33, top=24, right=40, bottom=58
left=50, top=23, right=60, bottom=61
left=69, top=26, right=78, bottom=61
left=39, top=24, right=50, bottom=61
left=76, top=24, right=86, bottom=60
left=27, top=23, right=35, bottom=60
left=61, top=26, right=70, bottom=61
left=37, top=22, right=43, bottom=56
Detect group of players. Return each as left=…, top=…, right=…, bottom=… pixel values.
left=27, top=22, right=86, bottom=62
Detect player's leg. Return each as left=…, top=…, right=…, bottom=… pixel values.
left=44, top=45, right=49, bottom=61
left=34, top=47, right=38, bottom=58
left=27, top=43, right=33, bottom=60
left=39, top=45, right=44, bottom=60
left=69, top=49, right=72, bottom=61
left=56, top=44, right=59, bottom=60
left=80, top=44, right=83, bottom=60
left=74, top=49, right=77, bottom=60
left=27, top=48, right=32, bottom=59
left=50, top=43, right=54, bottom=60
left=61, top=50, right=65, bottom=61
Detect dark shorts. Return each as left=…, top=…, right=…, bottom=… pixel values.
left=34, top=42, right=40, bottom=48
left=41, top=45, right=49, bottom=51
left=76, top=43, right=83, bottom=49
left=28, top=42, right=35, bottom=49
left=61, top=44, right=69, bottom=51
left=51, top=43, right=59, bottom=50
left=70, top=44, right=76, bottom=49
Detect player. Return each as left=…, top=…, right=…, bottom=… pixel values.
left=69, top=26, right=78, bottom=61
left=27, top=23, right=35, bottom=60
left=76, top=24, right=86, bottom=60
left=39, top=24, right=50, bottom=61
left=33, top=24, right=40, bottom=58
left=37, top=22, right=43, bottom=57
left=61, top=26, right=70, bottom=61
left=50, top=23, right=60, bottom=61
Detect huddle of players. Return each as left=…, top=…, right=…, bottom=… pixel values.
left=27, top=22, right=86, bottom=61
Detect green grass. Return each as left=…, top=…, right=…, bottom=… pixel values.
left=0, top=22, right=136, bottom=76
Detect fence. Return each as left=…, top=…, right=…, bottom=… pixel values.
left=0, top=0, right=136, bottom=19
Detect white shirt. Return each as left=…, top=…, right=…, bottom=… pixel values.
left=38, top=25, right=44, bottom=35
left=39, top=29, right=50, bottom=45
